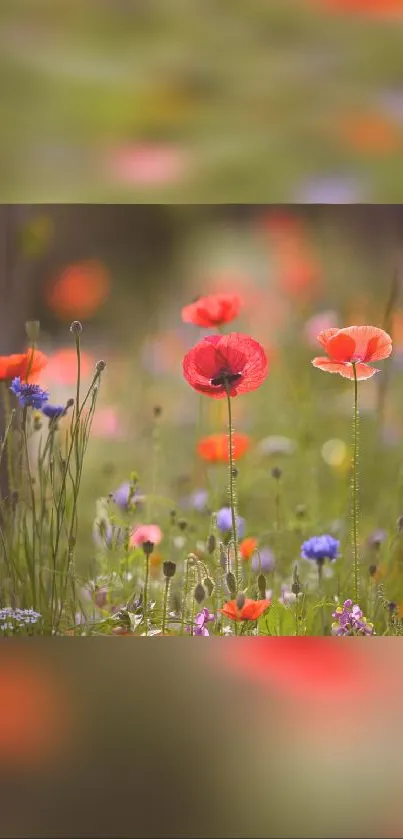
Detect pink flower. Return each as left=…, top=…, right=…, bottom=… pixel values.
left=130, top=525, right=163, bottom=548
left=108, top=143, right=188, bottom=186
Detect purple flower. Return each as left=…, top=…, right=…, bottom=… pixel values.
left=112, top=481, right=144, bottom=512
left=187, top=607, right=215, bottom=636
left=251, top=548, right=275, bottom=573
left=189, top=489, right=209, bottom=512
left=367, top=529, right=387, bottom=548
left=216, top=507, right=245, bottom=538
left=292, top=175, right=368, bottom=204
left=42, top=403, right=68, bottom=420
left=10, top=377, right=49, bottom=409
left=93, top=518, right=125, bottom=549
left=301, top=535, right=340, bottom=564
left=332, top=600, right=375, bottom=636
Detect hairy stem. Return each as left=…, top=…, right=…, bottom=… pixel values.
left=225, top=388, right=239, bottom=592
left=352, top=363, right=360, bottom=604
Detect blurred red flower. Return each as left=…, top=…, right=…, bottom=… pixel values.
left=0, top=657, right=69, bottom=768
left=240, top=537, right=258, bottom=561
left=197, top=432, right=251, bottom=463
left=108, top=143, right=188, bottom=186
left=220, top=599, right=271, bottom=621
left=46, top=261, right=111, bottom=320
left=41, top=348, right=95, bottom=387
left=312, top=325, right=392, bottom=379
left=318, top=0, right=403, bottom=16
left=181, top=293, right=242, bottom=328
left=337, top=113, right=401, bottom=155
left=0, top=349, right=48, bottom=382
left=183, top=333, right=268, bottom=398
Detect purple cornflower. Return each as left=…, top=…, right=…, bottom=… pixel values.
left=367, top=529, right=387, bottom=548
left=332, top=600, right=375, bottom=636
left=301, top=534, right=340, bottom=565
left=251, top=547, right=275, bottom=574
left=187, top=607, right=215, bottom=636
left=112, top=481, right=144, bottom=512
left=10, top=377, right=48, bottom=409
left=216, top=507, right=245, bottom=538
left=42, top=403, right=67, bottom=420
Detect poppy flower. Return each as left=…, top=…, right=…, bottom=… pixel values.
left=46, top=261, right=111, bottom=321
left=312, top=325, right=392, bottom=380
left=220, top=598, right=271, bottom=621
left=197, top=432, right=251, bottom=463
left=337, top=113, right=400, bottom=155
left=130, top=524, right=163, bottom=548
left=181, top=293, right=242, bottom=328
left=0, top=349, right=48, bottom=382
left=107, top=142, right=189, bottom=186
left=240, top=537, right=258, bottom=561
left=183, top=333, right=268, bottom=399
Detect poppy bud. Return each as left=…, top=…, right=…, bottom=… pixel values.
left=153, top=405, right=163, bottom=417
left=388, top=601, right=397, bottom=614
left=66, top=397, right=75, bottom=407
left=271, top=467, right=282, bottom=480
left=170, top=510, right=177, bottom=523
left=163, top=561, right=176, bottom=578
left=257, top=573, right=266, bottom=600
left=142, top=540, right=154, bottom=557
left=236, top=592, right=246, bottom=610
left=194, top=583, right=205, bottom=604
left=226, top=572, right=237, bottom=596
left=203, top=577, right=215, bottom=597
left=96, top=360, right=106, bottom=373
left=178, top=519, right=188, bottom=531
left=25, top=321, right=40, bottom=342
left=70, top=320, right=83, bottom=335
left=207, top=534, right=216, bottom=554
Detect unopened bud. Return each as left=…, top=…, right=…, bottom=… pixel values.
left=271, top=467, right=282, bottom=480
left=96, top=360, right=106, bottom=373
left=226, top=572, right=237, bottom=596
left=153, top=405, right=162, bottom=417
left=203, top=577, right=214, bottom=597
left=369, top=564, right=377, bottom=577
left=163, top=561, right=176, bottom=578
left=236, top=592, right=246, bottom=610
left=194, top=583, right=205, bottom=604
left=142, top=540, right=154, bottom=557
left=257, top=573, right=266, bottom=599
left=70, top=320, right=83, bottom=335
left=178, top=519, right=187, bottom=531
left=207, top=534, right=216, bottom=554
left=25, top=321, right=40, bottom=342
left=66, top=398, right=75, bottom=408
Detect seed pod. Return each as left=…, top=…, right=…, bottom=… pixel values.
left=257, top=573, right=266, bottom=600
left=194, top=583, right=205, bottom=604
left=203, top=577, right=214, bottom=597
left=226, top=572, right=237, bottom=597
left=207, top=534, right=216, bottom=554
left=163, top=561, right=176, bottom=579
left=236, top=592, right=245, bottom=610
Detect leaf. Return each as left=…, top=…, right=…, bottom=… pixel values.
left=258, top=602, right=295, bottom=636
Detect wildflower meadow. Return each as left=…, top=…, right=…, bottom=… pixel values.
left=1, top=205, right=403, bottom=639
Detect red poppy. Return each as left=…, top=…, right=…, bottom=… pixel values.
left=312, top=325, right=392, bottom=380
left=240, top=537, right=258, bottom=561
left=46, top=261, right=111, bottom=321
left=0, top=349, right=48, bottom=382
left=197, top=432, right=251, bottom=463
left=316, top=0, right=403, bottom=16
left=181, top=293, right=242, bottom=328
left=220, top=599, right=271, bottom=621
left=41, top=348, right=95, bottom=387
left=130, top=524, right=163, bottom=548
left=183, top=333, right=268, bottom=399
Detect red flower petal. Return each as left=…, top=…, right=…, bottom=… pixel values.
left=316, top=328, right=340, bottom=350
left=197, top=433, right=251, bottom=463
left=220, top=599, right=271, bottom=621
left=325, top=332, right=357, bottom=362
left=0, top=350, right=48, bottom=382
left=312, top=358, right=379, bottom=379
left=181, top=293, right=242, bottom=328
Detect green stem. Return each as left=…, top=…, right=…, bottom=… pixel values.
left=352, top=363, right=360, bottom=604
left=162, top=577, right=170, bottom=635
left=143, top=553, right=150, bottom=636
left=225, top=388, right=239, bottom=592
left=318, top=561, right=325, bottom=636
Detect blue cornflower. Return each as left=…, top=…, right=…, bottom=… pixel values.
left=42, top=403, right=67, bottom=420
left=301, top=534, right=340, bottom=564
left=10, top=377, right=48, bottom=409
left=111, top=481, right=145, bottom=512
left=216, top=506, right=245, bottom=538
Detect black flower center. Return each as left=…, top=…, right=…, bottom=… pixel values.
left=210, top=370, right=242, bottom=387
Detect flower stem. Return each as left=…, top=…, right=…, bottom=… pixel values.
left=143, top=555, right=150, bottom=636
left=162, top=577, right=170, bottom=635
left=225, top=388, right=239, bottom=592
left=352, top=362, right=360, bottom=603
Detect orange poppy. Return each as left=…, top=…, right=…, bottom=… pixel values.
left=312, top=325, right=392, bottom=380
left=0, top=349, right=48, bottom=382
left=337, top=113, right=401, bottom=155
left=46, top=260, right=111, bottom=320
left=197, top=433, right=251, bottom=463
left=220, top=598, right=271, bottom=621
left=240, top=537, right=258, bottom=561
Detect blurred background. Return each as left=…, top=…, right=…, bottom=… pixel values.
left=1, top=0, right=403, bottom=201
